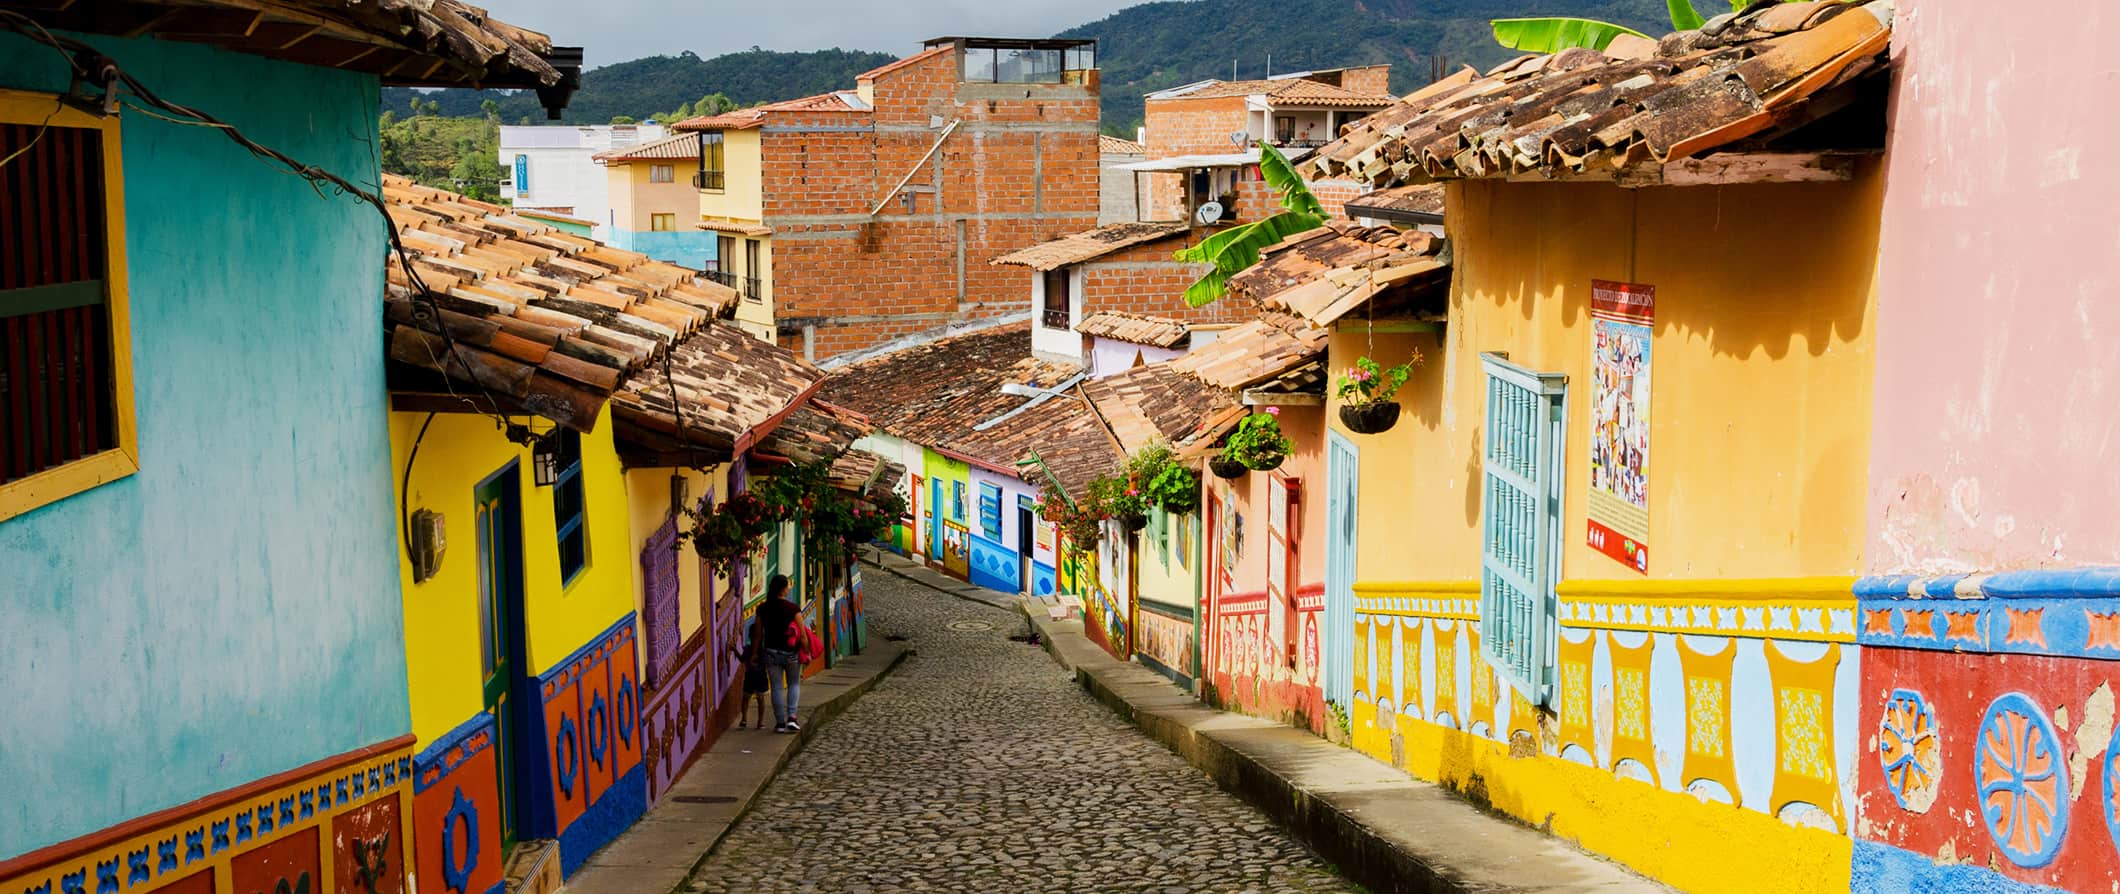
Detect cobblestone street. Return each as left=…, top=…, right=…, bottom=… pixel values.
left=683, top=571, right=1354, bottom=894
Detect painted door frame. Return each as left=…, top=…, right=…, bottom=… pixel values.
left=474, top=460, right=536, bottom=853
left=1204, top=490, right=1222, bottom=679
left=1324, top=430, right=1358, bottom=707
left=928, top=479, right=944, bottom=562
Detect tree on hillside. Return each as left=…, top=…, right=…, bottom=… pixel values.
left=452, top=151, right=504, bottom=202
left=480, top=98, right=500, bottom=121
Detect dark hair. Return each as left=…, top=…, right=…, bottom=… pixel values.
left=767, top=573, right=790, bottom=601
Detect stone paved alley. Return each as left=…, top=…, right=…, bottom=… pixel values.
left=682, top=572, right=1354, bottom=894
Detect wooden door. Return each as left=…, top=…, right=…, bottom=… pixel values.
left=474, top=463, right=529, bottom=851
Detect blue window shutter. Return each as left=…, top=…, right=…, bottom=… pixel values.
left=1324, top=431, right=1360, bottom=707
left=1477, top=353, right=1567, bottom=703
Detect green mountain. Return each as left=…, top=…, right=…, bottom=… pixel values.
left=1061, top=0, right=1669, bottom=135
left=381, top=48, right=897, bottom=124
left=383, top=1, right=1670, bottom=138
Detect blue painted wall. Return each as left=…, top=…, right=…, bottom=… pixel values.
left=607, top=228, right=715, bottom=271
left=0, top=33, right=408, bottom=855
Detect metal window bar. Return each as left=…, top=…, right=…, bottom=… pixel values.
left=1476, top=352, right=1566, bottom=703
left=2, top=122, right=117, bottom=485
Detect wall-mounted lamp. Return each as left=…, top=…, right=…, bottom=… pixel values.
left=531, top=430, right=563, bottom=487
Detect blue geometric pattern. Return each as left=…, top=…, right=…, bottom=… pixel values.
left=587, top=690, right=609, bottom=769
left=616, top=676, right=637, bottom=749
left=1976, top=693, right=2068, bottom=867
left=967, top=533, right=1018, bottom=593
left=554, top=714, right=579, bottom=797
left=441, top=785, right=480, bottom=893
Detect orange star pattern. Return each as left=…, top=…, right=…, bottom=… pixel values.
left=1943, top=611, right=1982, bottom=644
left=1864, top=609, right=1896, bottom=636
left=2086, top=611, right=2120, bottom=652
left=1903, top=610, right=1936, bottom=640
left=2004, top=608, right=2045, bottom=647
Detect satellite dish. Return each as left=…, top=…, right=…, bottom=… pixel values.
left=1228, top=130, right=1250, bottom=147
left=1195, top=201, right=1224, bottom=225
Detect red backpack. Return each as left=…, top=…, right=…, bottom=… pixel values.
left=788, top=617, right=822, bottom=663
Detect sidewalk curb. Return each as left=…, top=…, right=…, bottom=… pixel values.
left=1016, top=600, right=1669, bottom=894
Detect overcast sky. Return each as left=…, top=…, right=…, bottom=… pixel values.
left=493, top=0, right=1147, bottom=68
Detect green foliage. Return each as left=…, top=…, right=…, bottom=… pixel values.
left=609, top=115, right=637, bottom=125
left=1039, top=483, right=1101, bottom=557
left=1087, top=474, right=1150, bottom=523
left=1059, top=0, right=1669, bottom=132
left=1489, top=17, right=1648, bottom=51
left=380, top=48, right=896, bottom=124
left=1221, top=410, right=1295, bottom=471
left=1124, top=443, right=1201, bottom=515
left=380, top=114, right=499, bottom=197
left=1174, top=145, right=1327, bottom=306
left=1336, top=354, right=1419, bottom=406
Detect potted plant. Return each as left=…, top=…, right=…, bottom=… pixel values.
left=1336, top=353, right=1418, bottom=434
left=1127, top=443, right=1200, bottom=515
left=1039, top=484, right=1102, bottom=557
left=1222, top=407, right=1295, bottom=472
left=1209, top=454, right=1248, bottom=480
left=1088, top=474, right=1150, bottom=533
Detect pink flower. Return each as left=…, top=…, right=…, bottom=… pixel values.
left=1264, top=406, right=1280, bottom=416
left=1126, top=488, right=1138, bottom=496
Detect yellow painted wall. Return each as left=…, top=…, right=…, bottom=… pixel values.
left=1136, top=508, right=1197, bottom=610
left=1346, top=696, right=1852, bottom=893
left=624, top=465, right=730, bottom=644
left=1335, top=166, right=1882, bottom=583
left=696, top=129, right=763, bottom=223
left=392, top=406, right=641, bottom=744
left=607, top=162, right=703, bottom=233
left=733, top=235, right=774, bottom=341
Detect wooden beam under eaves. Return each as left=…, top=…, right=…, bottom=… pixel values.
left=1504, top=151, right=1864, bottom=189
left=1241, top=391, right=1324, bottom=406
left=1335, top=318, right=1440, bottom=334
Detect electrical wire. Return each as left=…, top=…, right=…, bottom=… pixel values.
left=0, top=9, right=516, bottom=433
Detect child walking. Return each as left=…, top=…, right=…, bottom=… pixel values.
left=729, top=617, right=769, bottom=729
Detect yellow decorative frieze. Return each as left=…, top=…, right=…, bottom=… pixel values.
left=1557, top=578, right=1858, bottom=643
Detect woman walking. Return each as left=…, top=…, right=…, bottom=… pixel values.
left=756, top=574, right=807, bottom=732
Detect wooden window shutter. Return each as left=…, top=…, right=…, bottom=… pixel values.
left=1477, top=353, right=1567, bottom=703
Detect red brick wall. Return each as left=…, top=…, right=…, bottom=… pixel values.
left=1338, top=64, right=1393, bottom=98
left=758, top=44, right=1101, bottom=358
left=1075, top=236, right=1253, bottom=325
left=1144, top=95, right=1250, bottom=157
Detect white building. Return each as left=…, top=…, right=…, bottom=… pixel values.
left=498, top=123, right=665, bottom=240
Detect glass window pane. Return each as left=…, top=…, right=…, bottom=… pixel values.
left=963, top=48, right=999, bottom=82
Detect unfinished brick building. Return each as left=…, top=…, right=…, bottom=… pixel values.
left=674, top=37, right=1101, bottom=359
left=1126, top=66, right=1395, bottom=223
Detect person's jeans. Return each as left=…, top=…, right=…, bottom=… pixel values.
left=764, top=647, right=801, bottom=727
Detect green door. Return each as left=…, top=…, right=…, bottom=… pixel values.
left=475, top=463, right=529, bottom=851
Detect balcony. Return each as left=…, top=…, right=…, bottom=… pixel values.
left=693, top=170, right=724, bottom=191
left=742, top=276, right=763, bottom=302
left=703, top=269, right=738, bottom=289
left=1042, top=304, right=1071, bottom=330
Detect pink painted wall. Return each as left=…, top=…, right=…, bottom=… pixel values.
left=1868, top=0, right=2120, bottom=573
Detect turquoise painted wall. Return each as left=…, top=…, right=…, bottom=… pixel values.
left=0, top=34, right=408, bottom=855
left=608, top=228, right=716, bottom=271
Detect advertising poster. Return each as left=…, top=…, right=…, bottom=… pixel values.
left=1587, top=279, right=1653, bottom=573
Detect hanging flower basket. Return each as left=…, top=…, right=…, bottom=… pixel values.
left=1223, top=409, right=1294, bottom=473
left=1120, top=513, right=1149, bottom=533
left=1210, top=456, right=1248, bottom=480
left=1239, top=443, right=1288, bottom=472
left=1339, top=401, right=1402, bottom=435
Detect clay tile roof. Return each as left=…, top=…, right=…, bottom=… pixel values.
left=1074, top=312, right=1190, bottom=349
left=758, top=400, right=872, bottom=466
left=673, top=108, right=769, bottom=131
left=990, top=222, right=1191, bottom=271
left=954, top=394, right=1117, bottom=497
left=1099, top=134, right=1147, bottom=155
left=760, top=91, right=868, bottom=113
left=1168, top=313, right=1330, bottom=391
left=381, top=172, right=745, bottom=434
left=19, top=0, right=566, bottom=89
left=1305, top=0, right=1893, bottom=184
left=595, top=132, right=699, bottom=164
left=609, top=321, right=826, bottom=462
left=1227, top=222, right=1450, bottom=327
left=819, top=324, right=1074, bottom=450
left=828, top=448, right=906, bottom=498
left=1080, top=362, right=1244, bottom=457
left=1344, top=183, right=1445, bottom=219
left=1154, top=78, right=1395, bottom=108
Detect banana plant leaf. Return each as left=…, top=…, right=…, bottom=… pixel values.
left=1666, top=0, right=1706, bottom=31
left=1256, top=143, right=1321, bottom=217
left=1490, top=17, right=1650, bottom=52
left=1175, top=210, right=1327, bottom=306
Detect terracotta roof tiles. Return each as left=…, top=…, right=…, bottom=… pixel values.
left=1228, top=222, right=1450, bottom=327
left=1305, top=0, right=1893, bottom=184
left=1074, top=312, right=1189, bottom=349
left=990, top=222, right=1190, bottom=271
